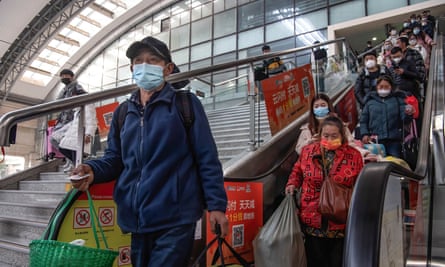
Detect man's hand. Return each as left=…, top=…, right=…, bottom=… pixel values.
left=84, top=134, right=92, bottom=144
left=209, top=211, right=228, bottom=237
left=285, top=185, right=296, bottom=195
left=70, top=164, right=94, bottom=191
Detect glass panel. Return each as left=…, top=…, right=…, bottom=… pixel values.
left=191, top=17, right=212, bottom=44
left=191, top=42, right=212, bottom=61
left=171, top=25, right=190, bottom=50
left=103, top=44, right=118, bottom=71
left=238, top=27, right=264, bottom=49
left=180, top=11, right=190, bottom=25
left=117, top=65, right=131, bottom=83
left=295, top=0, right=327, bottom=14
left=265, top=18, right=294, bottom=42
left=214, top=9, right=237, bottom=38
left=191, top=5, right=201, bottom=21
left=265, top=0, right=294, bottom=23
left=367, top=0, right=406, bottom=15
left=213, top=52, right=237, bottom=64
left=226, top=0, right=237, bottom=9
left=296, top=30, right=327, bottom=48
left=238, top=0, right=264, bottom=31
left=330, top=0, right=365, bottom=25
left=410, top=0, right=427, bottom=3
left=171, top=48, right=190, bottom=66
left=171, top=14, right=181, bottom=28
left=214, top=0, right=224, bottom=13
left=190, top=58, right=211, bottom=69
left=153, top=31, right=170, bottom=47
left=202, top=2, right=213, bottom=17
left=214, top=35, right=237, bottom=55
left=295, top=9, right=328, bottom=35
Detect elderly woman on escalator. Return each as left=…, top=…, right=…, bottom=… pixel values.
left=286, top=115, right=364, bottom=267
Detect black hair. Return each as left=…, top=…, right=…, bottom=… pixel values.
left=126, top=36, right=172, bottom=63
left=397, top=35, right=409, bottom=46
left=60, top=69, right=74, bottom=77
left=262, top=45, right=270, bottom=51
left=363, top=50, right=377, bottom=58
left=390, top=46, right=403, bottom=55
left=376, top=75, right=394, bottom=88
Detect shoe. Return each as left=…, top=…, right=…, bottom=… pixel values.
left=63, top=163, right=74, bottom=173
left=62, top=159, right=71, bottom=168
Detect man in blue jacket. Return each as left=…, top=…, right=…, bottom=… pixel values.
left=70, top=37, right=228, bottom=266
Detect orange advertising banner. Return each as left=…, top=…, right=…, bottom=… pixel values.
left=206, top=182, right=263, bottom=266
left=335, top=88, right=358, bottom=133
left=261, top=64, right=315, bottom=135
left=95, top=102, right=119, bottom=138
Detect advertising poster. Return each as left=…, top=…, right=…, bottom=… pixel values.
left=206, top=182, right=263, bottom=266
left=57, top=182, right=132, bottom=267
left=95, top=102, right=119, bottom=138
left=261, top=64, right=315, bottom=135
left=335, top=88, right=358, bottom=133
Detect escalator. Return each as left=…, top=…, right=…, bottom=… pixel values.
left=344, top=21, right=445, bottom=267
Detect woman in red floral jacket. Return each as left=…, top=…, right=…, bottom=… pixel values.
left=286, top=116, right=364, bottom=267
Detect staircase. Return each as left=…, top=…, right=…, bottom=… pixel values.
left=0, top=101, right=271, bottom=266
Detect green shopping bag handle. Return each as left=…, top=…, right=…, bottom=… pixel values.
left=43, top=189, right=111, bottom=250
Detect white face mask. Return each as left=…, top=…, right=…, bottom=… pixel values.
left=392, top=57, right=402, bottom=64
left=365, top=59, right=376, bottom=69
left=377, top=89, right=391, bottom=97
left=391, top=30, right=397, bottom=36
left=409, top=39, right=417, bottom=46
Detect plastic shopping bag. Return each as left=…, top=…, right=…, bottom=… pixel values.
left=253, top=194, right=306, bottom=267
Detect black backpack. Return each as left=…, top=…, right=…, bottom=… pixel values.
left=116, top=90, right=195, bottom=133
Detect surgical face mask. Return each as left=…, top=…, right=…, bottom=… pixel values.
left=365, top=59, right=376, bottom=69
left=391, top=30, right=397, bottom=36
left=409, top=39, right=417, bottom=46
left=61, top=78, right=71, bottom=85
left=392, top=57, right=402, bottom=64
left=421, top=22, right=427, bottom=26
left=132, top=63, right=164, bottom=91
left=403, top=22, right=410, bottom=28
left=377, top=89, right=391, bottom=97
left=320, top=138, right=342, bottom=150
left=384, top=45, right=392, bottom=51
left=411, top=19, right=416, bottom=23
left=413, top=28, right=420, bottom=35
left=313, top=106, right=329, bottom=118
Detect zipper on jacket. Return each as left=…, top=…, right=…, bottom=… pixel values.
left=133, top=113, right=144, bottom=232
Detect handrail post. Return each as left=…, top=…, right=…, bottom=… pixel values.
left=76, top=106, right=85, bottom=166
left=247, top=64, right=257, bottom=151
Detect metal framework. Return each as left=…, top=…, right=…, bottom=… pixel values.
left=0, top=0, right=93, bottom=105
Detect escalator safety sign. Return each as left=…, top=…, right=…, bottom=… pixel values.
left=99, top=207, right=115, bottom=227
left=73, top=208, right=91, bottom=228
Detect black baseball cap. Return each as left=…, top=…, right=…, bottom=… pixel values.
left=262, top=45, right=270, bottom=51
left=126, top=37, right=172, bottom=63
left=363, top=50, right=377, bottom=58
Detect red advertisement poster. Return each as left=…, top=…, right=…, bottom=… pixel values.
left=206, top=182, right=263, bottom=266
left=261, top=64, right=315, bottom=135
left=335, top=88, right=358, bottom=133
left=95, top=102, right=119, bottom=138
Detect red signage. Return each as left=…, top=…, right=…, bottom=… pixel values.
left=335, top=88, right=358, bottom=133
left=261, top=64, right=315, bottom=135
left=95, top=102, right=119, bottom=138
left=206, top=182, right=263, bottom=266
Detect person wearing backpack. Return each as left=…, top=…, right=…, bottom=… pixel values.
left=354, top=50, right=393, bottom=109
left=261, top=44, right=287, bottom=76
left=70, top=37, right=228, bottom=267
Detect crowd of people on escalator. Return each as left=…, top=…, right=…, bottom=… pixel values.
left=285, top=10, right=435, bottom=267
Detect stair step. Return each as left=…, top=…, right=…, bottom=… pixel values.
left=0, top=201, right=57, bottom=222
left=0, top=190, right=66, bottom=204
left=39, top=172, right=69, bottom=180
left=19, top=180, right=70, bottom=192
left=0, top=216, right=47, bottom=242
left=0, top=240, right=29, bottom=267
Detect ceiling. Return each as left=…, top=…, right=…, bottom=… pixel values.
left=1, top=0, right=444, bottom=109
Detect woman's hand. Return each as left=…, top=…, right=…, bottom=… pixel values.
left=70, top=164, right=94, bottom=191
left=285, top=185, right=296, bottom=195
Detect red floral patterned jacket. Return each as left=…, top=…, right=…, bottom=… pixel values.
left=287, top=142, right=364, bottom=231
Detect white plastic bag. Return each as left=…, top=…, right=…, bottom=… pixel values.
left=253, top=194, right=306, bottom=267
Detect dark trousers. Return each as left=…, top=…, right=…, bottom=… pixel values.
left=130, top=223, right=196, bottom=267
left=305, top=235, right=344, bottom=267
left=58, top=147, right=76, bottom=163
left=380, top=140, right=401, bottom=158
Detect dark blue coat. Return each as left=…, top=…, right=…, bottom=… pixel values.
left=360, top=91, right=407, bottom=141
left=86, top=84, right=227, bottom=233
